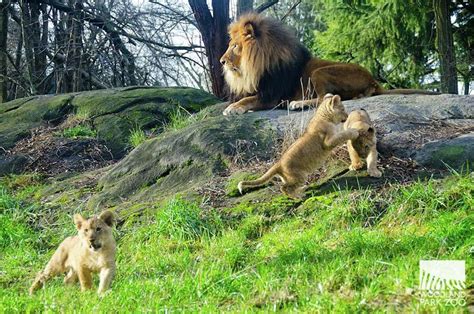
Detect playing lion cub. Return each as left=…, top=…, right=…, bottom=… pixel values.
left=344, top=109, right=382, bottom=177
left=238, top=94, right=359, bottom=198
left=29, top=210, right=116, bottom=296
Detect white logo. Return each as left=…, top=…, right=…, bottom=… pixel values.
left=419, top=260, right=466, bottom=306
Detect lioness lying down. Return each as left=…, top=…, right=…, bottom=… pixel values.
left=29, top=210, right=116, bottom=296
left=238, top=94, right=359, bottom=198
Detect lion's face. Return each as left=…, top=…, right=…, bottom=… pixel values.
left=220, top=40, right=243, bottom=76
left=220, top=20, right=259, bottom=96
left=74, top=211, right=115, bottom=251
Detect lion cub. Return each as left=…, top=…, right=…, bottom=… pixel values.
left=238, top=94, right=359, bottom=198
left=344, top=109, right=382, bottom=177
left=29, top=210, right=116, bottom=296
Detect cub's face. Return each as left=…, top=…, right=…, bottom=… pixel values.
left=74, top=211, right=115, bottom=251
left=352, top=128, right=376, bottom=158
left=321, top=94, right=348, bottom=123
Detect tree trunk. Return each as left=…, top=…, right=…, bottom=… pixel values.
left=434, top=0, right=458, bottom=94
left=20, top=0, right=38, bottom=94
left=189, top=0, right=229, bottom=99
left=237, top=0, right=253, bottom=17
left=0, top=1, right=8, bottom=103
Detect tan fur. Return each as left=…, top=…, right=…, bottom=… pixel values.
left=29, top=211, right=117, bottom=296
left=220, top=13, right=439, bottom=115
left=344, top=110, right=382, bottom=177
left=220, top=13, right=299, bottom=98
left=238, top=94, right=359, bottom=198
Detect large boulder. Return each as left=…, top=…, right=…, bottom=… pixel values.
left=0, top=87, right=219, bottom=175
left=88, top=94, right=473, bottom=207
left=88, top=111, right=276, bottom=207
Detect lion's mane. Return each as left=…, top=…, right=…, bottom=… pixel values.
left=227, top=13, right=311, bottom=104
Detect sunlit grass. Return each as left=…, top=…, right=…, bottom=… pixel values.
left=164, top=106, right=206, bottom=132
left=128, top=127, right=147, bottom=148
left=0, top=173, right=472, bottom=312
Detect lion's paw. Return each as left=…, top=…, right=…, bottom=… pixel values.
left=368, top=168, right=382, bottom=178
left=223, top=103, right=247, bottom=116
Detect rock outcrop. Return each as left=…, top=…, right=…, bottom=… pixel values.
left=0, top=87, right=218, bottom=175
left=90, top=94, right=473, bottom=207
left=1, top=89, right=472, bottom=207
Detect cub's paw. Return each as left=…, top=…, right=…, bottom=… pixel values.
left=223, top=103, right=247, bottom=115
left=368, top=168, right=382, bottom=178
left=349, top=162, right=363, bottom=171
left=348, top=128, right=360, bottom=140
left=98, top=289, right=112, bottom=297
left=288, top=100, right=305, bottom=111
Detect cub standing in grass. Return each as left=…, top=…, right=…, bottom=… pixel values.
left=29, top=210, right=116, bottom=296
left=344, top=109, right=382, bottom=177
left=238, top=94, right=359, bottom=198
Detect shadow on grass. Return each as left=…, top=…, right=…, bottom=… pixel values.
left=305, top=168, right=443, bottom=198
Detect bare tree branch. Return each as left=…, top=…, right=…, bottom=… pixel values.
left=256, top=0, right=278, bottom=13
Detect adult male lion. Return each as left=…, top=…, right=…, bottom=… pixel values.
left=220, top=13, right=439, bottom=115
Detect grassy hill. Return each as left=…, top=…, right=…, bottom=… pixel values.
left=0, top=171, right=472, bottom=312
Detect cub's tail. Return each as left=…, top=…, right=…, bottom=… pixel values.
left=377, top=88, right=440, bottom=95
left=238, top=164, right=280, bottom=194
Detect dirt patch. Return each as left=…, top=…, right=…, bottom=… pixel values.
left=5, top=120, right=116, bottom=177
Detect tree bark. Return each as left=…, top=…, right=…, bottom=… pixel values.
left=189, top=0, right=229, bottom=99
left=434, top=0, right=458, bottom=94
left=237, top=0, right=253, bottom=17
left=0, top=1, right=8, bottom=103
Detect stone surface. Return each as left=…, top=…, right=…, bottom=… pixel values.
left=414, top=133, right=474, bottom=170
left=261, top=94, right=474, bottom=168
left=0, top=87, right=219, bottom=174
left=0, top=155, right=28, bottom=176
left=1, top=91, right=472, bottom=207
left=0, top=87, right=217, bottom=154
left=88, top=114, right=276, bottom=207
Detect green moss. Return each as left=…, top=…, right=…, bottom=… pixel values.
left=432, top=145, right=465, bottom=168
left=225, top=171, right=259, bottom=197
left=0, top=88, right=218, bottom=162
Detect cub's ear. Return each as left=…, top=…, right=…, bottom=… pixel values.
left=329, top=94, right=341, bottom=109
left=99, top=210, right=116, bottom=227
left=323, top=93, right=334, bottom=100
left=367, top=127, right=375, bottom=134
left=243, top=22, right=255, bottom=38
left=73, top=214, right=85, bottom=230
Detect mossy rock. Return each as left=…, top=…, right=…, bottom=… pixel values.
left=0, top=95, right=74, bottom=150
left=88, top=114, right=277, bottom=207
left=415, top=133, right=474, bottom=171
left=0, top=87, right=219, bottom=167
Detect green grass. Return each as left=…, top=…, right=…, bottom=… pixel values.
left=60, top=125, right=97, bottom=139
left=0, top=173, right=472, bottom=312
left=164, top=106, right=206, bottom=132
left=128, top=127, right=147, bottom=148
